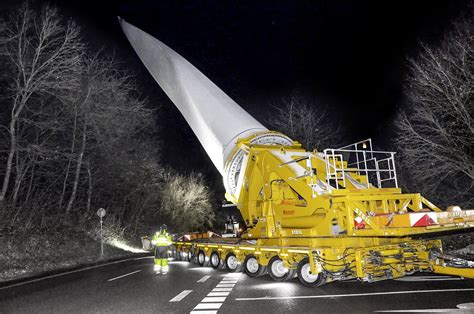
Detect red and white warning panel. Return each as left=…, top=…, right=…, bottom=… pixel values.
left=373, top=209, right=474, bottom=228
left=409, top=212, right=438, bottom=227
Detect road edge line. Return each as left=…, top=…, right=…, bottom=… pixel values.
left=0, top=253, right=152, bottom=290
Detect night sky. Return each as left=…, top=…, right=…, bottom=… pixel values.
left=3, top=0, right=469, bottom=182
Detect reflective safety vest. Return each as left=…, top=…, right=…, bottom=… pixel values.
left=152, top=232, right=172, bottom=247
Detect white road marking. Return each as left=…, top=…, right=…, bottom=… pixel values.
left=376, top=310, right=462, bottom=313
left=197, top=275, right=211, bottom=282
left=133, top=256, right=154, bottom=260
left=208, top=292, right=230, bottom=297
left=107, top=270, right=142, bottom=282
left=377, top=302, right=474, bottom=312
left=202, top=297, right=227, bottom=303
left=191, top=273, right=241, bottom=313
left=190, top=311, right=217, bottom=314
left=0, top=255, right=150, bottom=290
left=235, top=288, right=474, bottom=301
left=458, top=303, right=474, bottom=309
left=194, top=303, right=222, bottom=310
left=225, top=273, right=241, bottom=277
left=212, top=288, right=233, bottom=292
left=169, top=290, right=193, bottom=302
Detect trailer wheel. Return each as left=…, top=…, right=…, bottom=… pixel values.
left=244, top=255, right=267, bottom=277
left=197, top=250, right=206, bottom=266
left=268, top=256, right=295, bottom=281
left=175, top=249, right=181, bottom=261
left=210, top=252, right=220, bottom=269
left=297, top=257, right=326, bottom=287
left=225, top=253, right=241, bottom=272
left=187, top=250, right=193, bottom=263
left=181, top=250, right=188, bottom=261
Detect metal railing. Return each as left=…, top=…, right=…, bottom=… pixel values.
left=323, top=139, right=398, bottom=189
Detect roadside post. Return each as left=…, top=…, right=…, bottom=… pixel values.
left=97, top=207, right=106, bottom=256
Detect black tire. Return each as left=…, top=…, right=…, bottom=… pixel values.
left=296, top=257, right=326, bottom=287
left=268, top=256, right=296, bottom=281
left=187, top=250, right=193, bottom=263
left=225, top=253, right=241, bottom=272
left=210, top=251, right=220, bottom=269
left=197, top=250, right=206, bottom=266
left=243, top=255, right=267, bottom=277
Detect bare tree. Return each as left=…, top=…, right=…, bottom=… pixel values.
left=0, top=3, right=84, bottom=202
left=267, top=93, right=343, bottom=150
left=394, top=16, right=473, bottom=207
left=61, top=55, right=153, bottom=213
left=159, top=172, right=215, bottom=233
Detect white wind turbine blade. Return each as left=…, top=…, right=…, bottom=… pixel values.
left=118, top=18, right=267, bottom=174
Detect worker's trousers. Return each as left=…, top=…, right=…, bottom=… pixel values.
left=154, top=246, right=169, bottom=273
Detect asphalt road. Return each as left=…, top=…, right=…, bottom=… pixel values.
left=1, top=256, right=473, bottom=313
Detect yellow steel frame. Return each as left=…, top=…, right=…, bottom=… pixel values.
left=178, top=135, right=474, bottom=283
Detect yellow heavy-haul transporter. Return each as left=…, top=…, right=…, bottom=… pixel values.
left=174, top=135, right=474, bottom=287
left=118, top=18, right=474, bottom=287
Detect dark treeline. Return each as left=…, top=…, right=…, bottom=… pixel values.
left=0, top=3, right=215, bottom=237
left=394, top=13, right=473, bottom=209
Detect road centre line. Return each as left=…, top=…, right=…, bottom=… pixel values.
left=169, top=290, right=193, bottom=302
left=197, top=276, right=211, bottom=282
left=0, top=255, right=150, bottom=290
left=108, top=270, right=142, bottom=282
left=190, top=311, right=217, bottom=314
left=235, top=288, right=474, bottom=301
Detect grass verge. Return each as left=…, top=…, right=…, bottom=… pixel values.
left=0, top=227, right=140, bottom=282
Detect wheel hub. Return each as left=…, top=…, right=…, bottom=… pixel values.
left=301, top=263, right=319, bottom=283
left=247, top=257, right=259, bottom=273
left=271, top=260, right=288, bottom=277
left=227, top=256, right=238, bottom=269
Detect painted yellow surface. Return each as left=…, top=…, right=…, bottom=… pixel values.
left=176, top=135, right=474, bottom=284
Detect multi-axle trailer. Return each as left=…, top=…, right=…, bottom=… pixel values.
left=119, top=18, right=474, bottom=287
left=174, top=238, right=468, bottom=287
left=173, top=137, right=474, bottom=287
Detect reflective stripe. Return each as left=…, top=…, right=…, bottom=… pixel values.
left=152, top=233, right=172, bottom=246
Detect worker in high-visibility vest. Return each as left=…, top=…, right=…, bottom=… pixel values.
left=152, top=224, right=172, bottom=274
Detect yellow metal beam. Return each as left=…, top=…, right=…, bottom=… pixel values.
left=432, top=265, right=474, bottom=279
